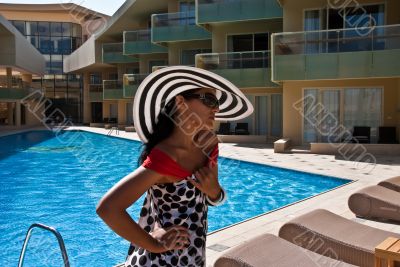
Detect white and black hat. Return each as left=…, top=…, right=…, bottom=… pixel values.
left=133, top=66, right=254, bottom=143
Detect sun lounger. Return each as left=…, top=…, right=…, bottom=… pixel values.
left=214, top=233, right=355, bottom=267
left=378, top=176, right=400, bottom=192
left=348, top=185, right=400, bottom=222
left=278, top=209, right=400, bottom=267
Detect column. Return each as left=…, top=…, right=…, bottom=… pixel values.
left=83, top=72, right=91, bottom=124
left=7, top=102, right=14, bottom=125
left=6, top=67, right=12, bottom=88
left=15, top=100, right=21, bottom=127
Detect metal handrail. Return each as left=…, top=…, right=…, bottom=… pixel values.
left=18, top=223, right=70, bottom=267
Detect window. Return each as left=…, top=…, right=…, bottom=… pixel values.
left=304, top=4, right=384, bottom=31
left=38, top=22, right=50, bottom=36
left=26, top=21, right=38, bottom=36
left=303, top=88, right=382, bottom=143
left=12, top=21, right=25, bottom=35
left=255, top=95, right=282, bottom=137
left=90, top=73, right=102, bottom=85
left=227, top=33, right=269, bottom=52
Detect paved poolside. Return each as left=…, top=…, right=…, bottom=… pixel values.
left=2, top=126, right=400, bottom=266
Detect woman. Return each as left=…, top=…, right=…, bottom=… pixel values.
left=96, top=66, right=253, bottom=267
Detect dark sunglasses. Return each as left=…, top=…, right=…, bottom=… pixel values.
left=183, top=93, right=220, bottom=109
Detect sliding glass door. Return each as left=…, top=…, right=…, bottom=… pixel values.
left=303, top=88, right=382, bottom=144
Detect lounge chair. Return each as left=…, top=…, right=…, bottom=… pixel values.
left=235, top=123, right=250, bottom=135
left=351, top=126, right=371, bottom=143
left=279, top=209, right=400, bottom=267
left=378, top=176, right=400, bottom=192
left=348, top=185, right=400, bottom=222
left=378, top=126, right=398, bottom=144
left=214, top=233, right=355, bottom=267
left=217, top=122, right=231, bottom=135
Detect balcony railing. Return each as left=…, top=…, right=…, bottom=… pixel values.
left=0, top=76, right=39, bottom=99
left=272, top=24, right=400, bottom=81
left=102, top=43, right=137, bottom=64
left=123, top=74, right=148, bottom=98
left=196, top=51, right=277, bottom=88
left=89, top=84, right=103, bottom=102
left=152, top=11, right=211, bottom=43
left=197, top=0, right=283, bottom=24
left=123, top=29, right=168, bottom=55
left=103, top=80, right=123, bottom=100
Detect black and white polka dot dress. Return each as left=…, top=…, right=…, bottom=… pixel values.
left=125, top=145, right=223, bottom=267
left=125, top=179, right=208, bottom=267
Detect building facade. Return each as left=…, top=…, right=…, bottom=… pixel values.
left=64, top=0, right=284, bottom=142
left=0, top=14, right=45, bottom=128
left=271, top=0, right=400, bottom=151
left=0, top=3, right=109, bottom=124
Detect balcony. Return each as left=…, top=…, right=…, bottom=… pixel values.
left=196, top=51, right=277, bottom=88
left=152, top=11, right=211, bottom=44
left=272, top=24, right=400, bottom=81
left=0, top=77, right=38, bottom=100
left=123, top=30, right=168, bottom=55
left=123, top=74, right=148, bottom=98
left=197, top=0, right=282, bottom=24
left=89, top=84, right=103, bottom=102
left=103, top=80, right=123, bottom=100
left=102, top=43, right=138, bottom=64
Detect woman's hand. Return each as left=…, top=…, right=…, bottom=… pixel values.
left=188, top=166, right=222, bottom=201
left=149, top=225, right=190, bottom=253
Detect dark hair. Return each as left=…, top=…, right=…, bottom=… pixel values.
left=137, top=89, right=198, bottom=165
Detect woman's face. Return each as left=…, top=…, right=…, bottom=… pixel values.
left=179, top=88, right=219, bottom=131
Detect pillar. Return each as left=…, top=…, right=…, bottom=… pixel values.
left=15, top=100, right=21, bottom=127
left=83, top=72, right=91, bottom=124
left=7, top=102, right=13, bottom=125
left=6, top=67, right=12, bottom=88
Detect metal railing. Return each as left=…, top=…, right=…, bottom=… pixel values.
left=18, top=223, right=70, bottom=267
left=152, top=10, right=196, bottom=27
left=273, top=24, right=400, bottom=56
left=124, top=29, right=151, bottom=42
left=196, top=50, right=270, bottom=69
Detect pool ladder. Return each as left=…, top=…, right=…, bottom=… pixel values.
left=18, top=223, right=70, bottom=267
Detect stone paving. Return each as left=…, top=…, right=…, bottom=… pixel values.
left=2, top=126, right=400, bottom=266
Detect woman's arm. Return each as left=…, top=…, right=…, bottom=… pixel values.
left=96, top=167, right=189, bottom=253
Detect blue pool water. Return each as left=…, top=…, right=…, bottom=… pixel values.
left=0, top=130, right=350, bottom=266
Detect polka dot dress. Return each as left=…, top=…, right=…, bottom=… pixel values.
left=125, top=179, right=208, bottom=267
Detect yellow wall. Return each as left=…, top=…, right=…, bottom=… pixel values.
left=212, top=19, right=283, bottom=53
left=282, top=0, right=400, bottom=32
left=283, top=78, right=400, bottom=145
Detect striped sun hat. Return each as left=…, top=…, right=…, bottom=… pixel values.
left=133, top=65, right=254, bottom=143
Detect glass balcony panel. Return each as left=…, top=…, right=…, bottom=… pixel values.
left=103, top=80, right=123, bottom=100
left=123, top=74, right=148, bottom=98
left=0, top=76, right=39, bottom=99
left=152, top=11, right=211, bottom=43
left=197, top=0, right=282, bottom=24
left=272, top=24, right=400, bottom=80
left=102, top=43, right=137, bottom=63
left=123, top=30, right=168, bottom=55
left=196, top=51, right=275, bottom=88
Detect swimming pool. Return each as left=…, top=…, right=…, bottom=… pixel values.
left=0, top=130, right=350, bottom=266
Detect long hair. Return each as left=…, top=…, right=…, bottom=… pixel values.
left=138, top=89, right=198, bottom=165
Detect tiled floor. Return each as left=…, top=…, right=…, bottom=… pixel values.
left=3, top=126, right=400, bottom=266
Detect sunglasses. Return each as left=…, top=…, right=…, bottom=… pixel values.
left=183, top=93, right=220, bottom=109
